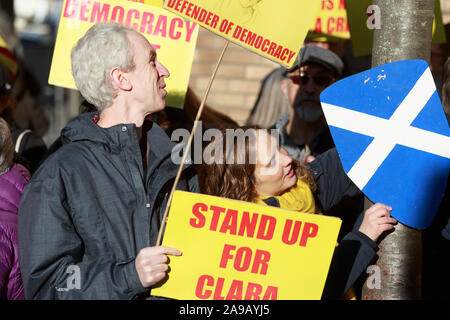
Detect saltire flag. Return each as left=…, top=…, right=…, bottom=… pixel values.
left=320, top=60, right=450, bottom=229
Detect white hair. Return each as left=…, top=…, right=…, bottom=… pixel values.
left=71, top=23, right=137, bottom=110
left=0, top=117, right=14, bottom=175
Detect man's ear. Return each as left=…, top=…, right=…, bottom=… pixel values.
left=110, top=67, right=132, bottom=91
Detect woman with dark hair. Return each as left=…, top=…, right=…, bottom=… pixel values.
left=198, top=127, right=397, bottom=299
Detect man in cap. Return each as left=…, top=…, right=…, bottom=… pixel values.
left=271, top=45, right=365, bottom=243
left=272, top=44, right=344, bottom=163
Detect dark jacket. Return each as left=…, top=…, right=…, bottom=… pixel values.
left=307, top=147, right=364, bottom=241
left=18, top=113, right=199, bottom=300
left=307, top=148, right=377, bottom=299
left=321, top=230, right=377, bottom=299
left=443, top=218, right=450, bottom=241
left=0, top=164, right=30, bottom=300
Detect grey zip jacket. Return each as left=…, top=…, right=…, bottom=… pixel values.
left=18, top=113, right=199, bottom=300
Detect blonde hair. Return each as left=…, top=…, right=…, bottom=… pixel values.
left=0, top=117, right=14, bottom=175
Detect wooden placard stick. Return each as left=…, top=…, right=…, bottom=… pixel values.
left=156, top=40, right=230, bottom=246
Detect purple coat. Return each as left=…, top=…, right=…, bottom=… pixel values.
left=0, top=163, right=30, bottom=300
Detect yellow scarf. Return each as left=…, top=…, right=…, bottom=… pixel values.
left=255, top=179, right=316, bottom=214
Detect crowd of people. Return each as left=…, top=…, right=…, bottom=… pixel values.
left=0, top=20, right=449, bottom=300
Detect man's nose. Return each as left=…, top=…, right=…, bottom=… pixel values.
left=156, top=61, right=170, bottom=78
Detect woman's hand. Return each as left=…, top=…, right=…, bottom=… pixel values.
left=359, top=203, right=397, bottom=242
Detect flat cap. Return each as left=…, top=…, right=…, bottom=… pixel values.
left=284, top=45, right=344, bottom=78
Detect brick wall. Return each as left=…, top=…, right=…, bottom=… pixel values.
left=188, top=28, right=279, bottom=125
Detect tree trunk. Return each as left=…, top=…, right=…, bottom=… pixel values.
left=362, top=0, right=435, bottom=300
left=371, top=0, right=435, bottom=67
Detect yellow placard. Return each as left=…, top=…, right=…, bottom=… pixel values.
left=432, top=0, right=446, bottom=44
left=0, top=36, right=7, bottom=48
left=151, top=191, right=341, bottom=300
left=345, top=0, right=371, bottom=57
left=347, top=0, right=446, bottom=57
left=127, top=0, right=162, bottom=5
left=164, top=0, right=322, bottom=67
left=48, top=0, right=199, bottom=108
left=309, top=0, right=350, bottom=40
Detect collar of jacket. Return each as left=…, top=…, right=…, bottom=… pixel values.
left=61, top=112, right=174, bottom=157
left=60, top=112, right=194, bottom=183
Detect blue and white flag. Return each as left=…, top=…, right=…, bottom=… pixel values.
left=320, top=60, right=450, bottom=229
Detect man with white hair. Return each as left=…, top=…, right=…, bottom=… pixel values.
left=18, top=23, right=198, bottom=299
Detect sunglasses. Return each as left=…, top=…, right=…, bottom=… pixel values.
left=288, top=74, right=334, bottom=87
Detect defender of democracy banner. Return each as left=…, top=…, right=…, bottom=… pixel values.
left=151, top=191, right=341, bottom=300
left=49, top=0, right=198, bottom=108
left=164, top=0, right=322, bottom=67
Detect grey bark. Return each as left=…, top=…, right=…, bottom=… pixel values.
left=362, top=0, right=435, bottom=300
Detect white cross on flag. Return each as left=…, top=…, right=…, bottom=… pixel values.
left=320, top=60, right=450, bottom=229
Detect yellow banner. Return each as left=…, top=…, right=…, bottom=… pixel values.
left=0, top=36, right=7, bottom=48
left=151, top=191, right=341, bottom=300
left=347, top=0, right=446, bottom=57
left=0, top=44, right=18, bottom=77
left=128, top=0, right=162, bottom=5
left=164, top=0, right=322, bottom=67
left=48, top=0, right=199, bottom=108
left=310, top=0, right=350, bottom=40
left=432, top=0, right=446, bottom=44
